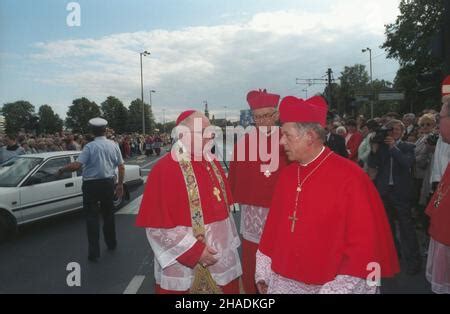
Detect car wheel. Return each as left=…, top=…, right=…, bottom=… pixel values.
left=113, top=186, right=128, bottom=211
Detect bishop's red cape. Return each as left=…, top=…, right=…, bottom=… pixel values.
left=258, top=147, right=400, bottom=285
left=228, top=128, right=289, bottom=208
left=136, top=154, right=233, bottom=229
left=426, top=163, right=450, bottom=246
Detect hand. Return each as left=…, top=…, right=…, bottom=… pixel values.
left=384, top=136, right=396, bottom=149
left=198, top=245, right=218, bottom=267
left=256, top=280, right=268, bottom=294
left=115, top=184, right=124, bottom=198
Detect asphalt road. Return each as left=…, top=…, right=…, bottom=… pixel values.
left=0, top=149, right=434, bottom=294
left=0, top=151, right=165, bottom=294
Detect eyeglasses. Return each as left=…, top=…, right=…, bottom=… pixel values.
left=419, top=123, right=433, bottom=127
left=253, top=111, right=276, bottom=120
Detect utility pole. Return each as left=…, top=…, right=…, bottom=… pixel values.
left=296, top=69, right=335, bottom=109
left=327, top=68, right=333, bottom=110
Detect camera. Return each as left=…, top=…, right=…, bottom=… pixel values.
left=426, top=133, right=439, bottom=146
left=371, top=127, right=393, bottom=144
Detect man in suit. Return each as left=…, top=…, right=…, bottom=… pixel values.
left=325, top=118, right=348, bottom=158
left=368, top=119, right=421, bottom=275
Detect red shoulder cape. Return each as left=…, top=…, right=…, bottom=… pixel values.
left=136, top=154, right=232, bottom=228
left=259, top=148, right=400, bottom=284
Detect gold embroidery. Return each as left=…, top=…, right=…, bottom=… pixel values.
left=175, top=148, right=223, bottom=294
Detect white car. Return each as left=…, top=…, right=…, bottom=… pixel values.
left=0, top=151, right=144, bottom=242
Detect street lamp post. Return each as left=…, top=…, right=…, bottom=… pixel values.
left=149, top=89, right=156, bottom=133
left=162, top=109, right=166, bottom=133
left=362, top=47, right=373, bottom=118
left=149, top=89, right=156, bottom=111
left=140, top=50, right=150, bottom=135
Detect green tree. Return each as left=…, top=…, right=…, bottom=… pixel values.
left=101, top=96, right=128, bottom=134
left=155, top=121, right=176, bottom=134
left=0, top=100, right=35, bottom=134
left=382, top=0, right=445, bottom=113
left=65, top=97, right=101, bottom=133
left=337, top=64, right=370, bottom=115
left=38, top=105, right=63, bottom=134
left=128, top=99, right=155, bottom=134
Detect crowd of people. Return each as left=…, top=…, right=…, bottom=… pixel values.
left=324, top=108, right=449, bottom=280
left=0, top=130, right=171, bottom=164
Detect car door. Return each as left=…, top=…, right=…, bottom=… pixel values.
left=19, top=156, right=80, bottom=222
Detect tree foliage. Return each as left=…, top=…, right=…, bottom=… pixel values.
left=0, top=100, right=36, bottom=134
left=128, top=98, right=155, bottom=134
left=101, top=96, right=128, bottom=134
left=38, top=105, right=63, bottom=134
left=382, top=0, right=445, bottom=113
left=65, top=97, right=101, bottom=133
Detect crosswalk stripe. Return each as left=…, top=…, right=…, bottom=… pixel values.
left=123, top=275, right=146, bottom=294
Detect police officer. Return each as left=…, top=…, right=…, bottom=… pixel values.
left=58, top=118, right=125, bottom=262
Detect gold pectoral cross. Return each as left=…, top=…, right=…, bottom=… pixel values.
left=213, top=187, right=222, bottom=202
left=434, top=196, right=441, bottom=208
left=289, top=211, right=298, bottom=233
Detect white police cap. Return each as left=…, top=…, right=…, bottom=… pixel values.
left=89, top=117, right=108, bottom=127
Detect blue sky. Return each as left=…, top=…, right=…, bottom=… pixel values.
left=0, top=0, right=401, bottom=122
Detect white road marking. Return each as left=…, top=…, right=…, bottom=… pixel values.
left=123, top=275, right=146, bottom=294
left=140, top=153, right=166, bottom=169
left=116, top=195, right=143, bottom=215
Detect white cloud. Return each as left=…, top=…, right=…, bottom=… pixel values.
left=28, top=0, right=401, bottom=121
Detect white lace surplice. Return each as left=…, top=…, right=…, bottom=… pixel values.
left=146, top=216, right=242, bottom=291
left=255, top=250, right=378, bottom=294
left=240, top=204, right=270, bottom=244
left=426, top=237, right=450, bottom=294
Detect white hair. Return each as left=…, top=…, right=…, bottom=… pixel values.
left=295, top=122, right=327, bottom=143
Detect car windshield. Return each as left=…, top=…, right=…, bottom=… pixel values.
left=0, top=157, right=43, bottom=187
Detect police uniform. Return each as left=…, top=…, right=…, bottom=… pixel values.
left=77, top=118, right=124, bottom=260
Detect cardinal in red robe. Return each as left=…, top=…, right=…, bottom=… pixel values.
left=255, top=95, right=399, bottom=294
left=425, top=94, right=450, bottom=294
left=228, top=89, right=288, bottom=293
left=136, top=110, right=242, bottom=294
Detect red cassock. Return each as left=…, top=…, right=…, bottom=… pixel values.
left=228, top=128, right=289, bottom=208
left=258, top=147, right=400, bottom=285
left=228, top=128, right=288, bottom=293
left=346, top=132, right=363, bottom=162
left=136, top=154, right=232, bottom=229
left=136, top=154, right=239, bottom=293
left=426, top=164, right=450, bottom=246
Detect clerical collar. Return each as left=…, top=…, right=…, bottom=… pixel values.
left=299, top=146, right=326, bottom=167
